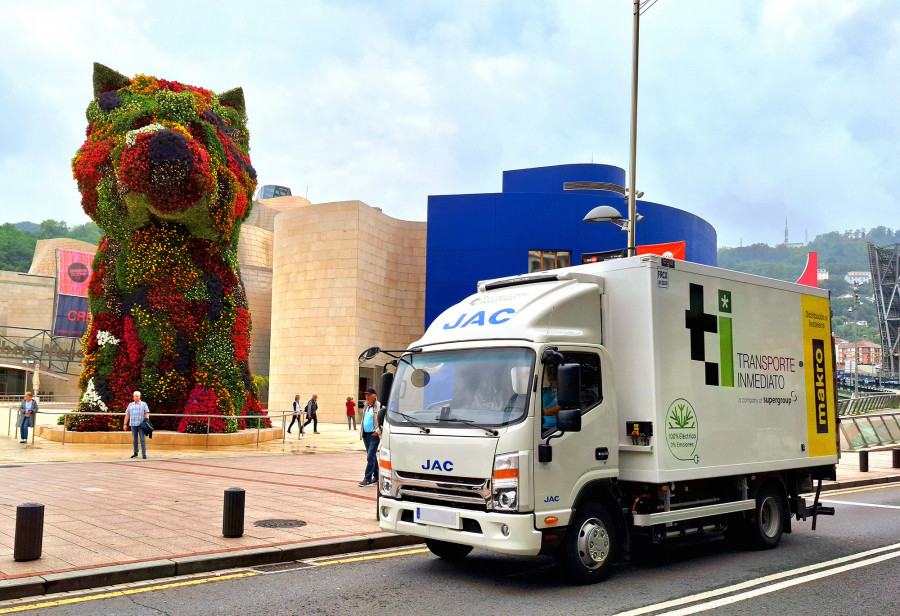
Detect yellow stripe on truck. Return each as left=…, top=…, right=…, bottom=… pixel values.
left=801, top=295, right=836, bottom=458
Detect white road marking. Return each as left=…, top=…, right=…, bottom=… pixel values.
left=612, top=542, right=900, bottom=616
left=821, top=499, right=900, bottom=510
left=654, top=550, right=900, bottom=616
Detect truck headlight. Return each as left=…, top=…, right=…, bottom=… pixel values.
left=379, top=446, right=393, bottom=496
left=492, top=452, right=520, bottom=512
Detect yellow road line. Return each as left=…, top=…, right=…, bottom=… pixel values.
left=816, top=483, right=900, bottom=497
left=315, top=548, right=430, bottom=566
left=0, top=572, right=258, bottom=614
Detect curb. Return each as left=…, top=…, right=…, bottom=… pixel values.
left=821, top=474, right=900, bottom=492
left=0, top=532, right=422, bottom=602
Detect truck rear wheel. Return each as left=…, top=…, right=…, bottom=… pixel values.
left=558, top=503, right=616, bottom=584
left=425, top=538, right=473, bottom=560
left=750, top=483, right=784, bottom=549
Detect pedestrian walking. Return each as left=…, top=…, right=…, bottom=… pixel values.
left=346, top=396, right=357, bottom=430
left=123, top=391, right=150, bottom=459
left=303, top=394, right=319, bottom=434
left=16, top=391, right=38, bottom=444
left=287, top=394, right=304, bottom=435
left=358, top=387, right=383, bottom=486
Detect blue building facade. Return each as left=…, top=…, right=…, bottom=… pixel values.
left=425, top=163, right=717, bottom=326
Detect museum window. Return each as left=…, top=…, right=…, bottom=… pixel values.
left=528, top=250, right=571, bottom=273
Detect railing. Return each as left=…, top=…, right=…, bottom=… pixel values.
left=837, top=394, right=900, bottom=416
left=839, top=410, right=900, bottom=451
left=0, top=326, right=84, bottom=374
left=7, top=409, right=293, bottom=450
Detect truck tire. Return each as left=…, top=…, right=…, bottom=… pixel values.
left=557, top=503, right=617, bottom=584
left=425, top=539, right=473, bottom=560
left=749, top=483, right=784, bottom=550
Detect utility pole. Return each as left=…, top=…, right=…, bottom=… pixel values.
left=626, top=0, right=641, bottom=256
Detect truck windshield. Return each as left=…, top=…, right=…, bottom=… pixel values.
left=387, top=348, right=534, bottom=429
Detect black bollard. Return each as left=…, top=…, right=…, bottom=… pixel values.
left=893, top=449, right=900, bottom=469
left=223, top=488, right=245, bottom=538
left=14, top=503, right=44, bottom=561
left=859, top=450, right=869, bottom=473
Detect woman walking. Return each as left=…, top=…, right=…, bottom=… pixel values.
left=287, top=394, right=304, bottom=435
left=16, top=391, right=38, bottom=444
left=346, top=396, right=357, bottom=430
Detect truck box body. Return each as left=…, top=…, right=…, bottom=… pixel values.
left=589, top=257, right=838, bottom=483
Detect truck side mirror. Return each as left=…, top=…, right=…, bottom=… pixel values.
left=557, top=363, right=581, bottom=410
left=380, top=371, right=394, bottom=409
left=556, top=409, right=582, bottom=433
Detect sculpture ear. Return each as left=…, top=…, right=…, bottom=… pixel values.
left=93, top=63, right=130, bottom=98
left=218, top=87, right=246, bottom=115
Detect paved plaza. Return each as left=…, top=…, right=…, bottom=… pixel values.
left=0, top=415, right=898, bottom=585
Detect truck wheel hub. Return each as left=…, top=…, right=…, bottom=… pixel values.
left=578, top=518, right=610, bottom=569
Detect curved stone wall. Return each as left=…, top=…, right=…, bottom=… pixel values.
left=268, top=201, right=426, bottom=422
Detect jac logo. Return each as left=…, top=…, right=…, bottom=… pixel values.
left=544, top=496, right=560, bottom=503
left=443, top=308, right=515, bottom=330
left=422, top=459, right=454, bottom=472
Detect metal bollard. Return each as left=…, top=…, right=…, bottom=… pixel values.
left=223, top=488, right=245, bottom=538
left=14, top=503, right=44, bottom=561
left=893, top=449, right=900, bottom=469
left=859, top=450, right=869, bottom=473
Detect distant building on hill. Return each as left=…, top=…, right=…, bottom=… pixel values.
left=816, top=268, right=829, bottom=281
left=845, top=271, right=872, bottom=285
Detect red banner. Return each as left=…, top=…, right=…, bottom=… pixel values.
left=636, top=240, right=686, bottom=260
left=57, top=249, right=93, bottom=297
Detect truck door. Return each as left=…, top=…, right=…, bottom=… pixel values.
left=532, top=347, right=617, bottom=527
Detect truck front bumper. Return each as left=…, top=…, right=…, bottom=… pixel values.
left=378, top=497, right=544, bottom=556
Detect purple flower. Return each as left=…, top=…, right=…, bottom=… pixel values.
left=149, top=129, right=193, bottom=170
left=98, top=91, right=122, bottom=113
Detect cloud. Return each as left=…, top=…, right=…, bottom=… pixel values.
left=0, top=0, right=898, bottom=249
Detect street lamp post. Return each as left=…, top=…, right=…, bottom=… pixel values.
left=626, top=0, right=641, bottom=256
left=848, top=283, right=863, bottom=399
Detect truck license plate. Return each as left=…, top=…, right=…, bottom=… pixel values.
left=415, top=506, right=460, bottom=528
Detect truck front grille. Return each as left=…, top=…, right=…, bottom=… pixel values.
left=395, top=470, right=491, bottom=510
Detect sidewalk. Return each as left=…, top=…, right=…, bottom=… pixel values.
left=0, top=413, right=366, bottom=465
left=0, top=429, right=898, bottom=600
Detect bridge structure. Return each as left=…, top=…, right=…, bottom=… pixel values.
left=868, top=242, right=900, bottom=373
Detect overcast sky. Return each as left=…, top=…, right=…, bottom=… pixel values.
left=1, top=0, right=897, bottom=248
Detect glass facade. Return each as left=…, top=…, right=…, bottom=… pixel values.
left=256, top=185, right=292, bottom=199
left=528, top=250, right=571, bottom=273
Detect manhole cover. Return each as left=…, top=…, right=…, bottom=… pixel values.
left=254, top=519, right=307, bottom=529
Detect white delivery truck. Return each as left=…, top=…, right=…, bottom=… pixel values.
left=366, top=255, right=838, bottom=583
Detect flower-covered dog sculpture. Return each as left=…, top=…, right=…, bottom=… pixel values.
left=72, top=63, right=267, bottom=432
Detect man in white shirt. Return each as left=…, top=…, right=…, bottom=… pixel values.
left=123, top=391, right=150, bottom=459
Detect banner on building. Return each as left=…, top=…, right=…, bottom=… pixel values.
left=635, top=240, right=686, bottom=260
left=53, top=249, right=94, bottom=338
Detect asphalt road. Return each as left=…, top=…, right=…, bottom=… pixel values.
left=3, top=483, right=899, bottom=616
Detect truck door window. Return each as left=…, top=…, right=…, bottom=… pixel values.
left=541, top=352, right=602, bottom=435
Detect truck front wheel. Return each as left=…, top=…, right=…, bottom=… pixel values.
left=558, top=503, right=617, bottom=584
left=425, top=539, right=473, bottom=560
left=750, top=483, right=785, bottom=549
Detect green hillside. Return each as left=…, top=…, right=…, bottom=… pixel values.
left=0, top=219, right=101, bottom=272
left=718, top=226, right=900, bottom=344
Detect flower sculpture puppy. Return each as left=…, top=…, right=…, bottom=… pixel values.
left=71, top=63, right=268, bottom=433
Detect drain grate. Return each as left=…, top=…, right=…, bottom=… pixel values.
left=254, top=519, right=307, bottom=529
left=251, top=561, right=315, bottom=574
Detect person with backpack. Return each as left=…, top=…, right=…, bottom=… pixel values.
left=302, top=394, right=319, bottom=434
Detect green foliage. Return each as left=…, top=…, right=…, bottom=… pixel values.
left=0, top=219, right=102, bottom=272
left=720, top=227, right=897, bottom=345
left=253, top=375, right=269, bottom=391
